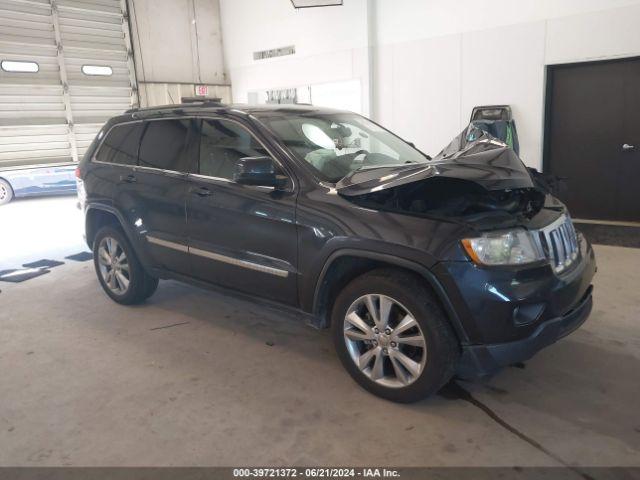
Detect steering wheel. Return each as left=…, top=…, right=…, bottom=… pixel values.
left=333, top=149, right=369, bottom=174
left=353, top=149, right=369, bottom=163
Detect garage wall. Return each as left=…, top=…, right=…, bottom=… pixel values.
left=128, top=0, right=231, bottom=106
left=220, top=0, right=640, bottom=170
left=219, top=0, right=372, bottom=114
left=373, top=0, right=640, bottom=169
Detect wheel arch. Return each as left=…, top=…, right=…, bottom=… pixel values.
left=311, top=249, right=469, bottom=344
left=85, top=204, right=126, bottom=249
left=85, top=203, right=157, bottom=274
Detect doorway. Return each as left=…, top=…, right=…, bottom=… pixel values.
left=544, top=57, right=640, bottom=222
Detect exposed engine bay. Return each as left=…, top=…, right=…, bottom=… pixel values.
left=347, top=177, right=547, bottom=225
left=335, top=125, right=562, bottom=228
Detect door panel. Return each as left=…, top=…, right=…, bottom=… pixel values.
left=132, top=119, right=195, bottom=274
left=131, top=169, right=190, bottom=273
left=547, top=58, right=640, bottom=222
left=186, top=118, right=298, bottom=305
left=187, top=178, right=298, bottom=304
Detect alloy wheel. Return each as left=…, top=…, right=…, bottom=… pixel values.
left=343, top=294, right=427, bottom=388
left=97, top=236, right=130, bottom=295
left=0, top=184, right=7, bottom=201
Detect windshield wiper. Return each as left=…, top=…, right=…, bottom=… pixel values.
left=337, top=162, right=428, bottom=183
left=354, top=161, right=427, bottom=172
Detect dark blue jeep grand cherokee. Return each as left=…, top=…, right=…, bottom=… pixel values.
left=77, top=102, right=596, bottom=403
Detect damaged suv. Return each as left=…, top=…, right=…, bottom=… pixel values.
left=78, top=103, right=596, bottom=403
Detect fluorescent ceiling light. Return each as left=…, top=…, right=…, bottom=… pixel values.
left=290, top=0, right=343, bottom=8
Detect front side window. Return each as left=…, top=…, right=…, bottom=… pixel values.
left=257, top=112, right=429, bottom=182
left=199, top=119, right=270, bottom=180
left=94, top=123, right=144, bottom=166
left=139, top=119, right=191, bottom=172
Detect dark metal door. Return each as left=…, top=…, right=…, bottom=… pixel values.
left=618, top=61, right=640, bottom=221
left=546, top=57, right=640, bottom=222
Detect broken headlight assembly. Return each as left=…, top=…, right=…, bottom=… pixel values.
left=462, top=229, right=544, bottom=266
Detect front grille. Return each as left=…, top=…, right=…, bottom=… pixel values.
left=536, top=215, right=579, bottom=274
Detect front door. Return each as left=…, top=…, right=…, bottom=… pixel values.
left=186, top=118, right=298, bottom=305
left=546, top=57, right=640, bottom=222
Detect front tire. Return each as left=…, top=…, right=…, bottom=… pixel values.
left=93, top=225, right=157, bottom=305
left=331, top=268, right=460, bottom=403
left=0, top=178, right=14, bottom=205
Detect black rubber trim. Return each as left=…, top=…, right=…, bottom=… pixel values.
left=312, top=248, right=470, bottom=344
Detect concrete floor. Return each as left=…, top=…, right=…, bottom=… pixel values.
left=0, top=198, right=639, bottom=467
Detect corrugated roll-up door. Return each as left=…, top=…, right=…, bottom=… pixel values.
left=0, top=0, right=136, bottom=169
left=0, top=0, right=70, bottom=168
left=56, top=0, right=137, bottom=158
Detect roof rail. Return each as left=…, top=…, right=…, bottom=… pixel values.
left=180, top=97, right=224, bottom=105
left=124, top=98, right=225, bottom=114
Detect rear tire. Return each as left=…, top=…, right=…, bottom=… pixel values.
left=93, top=225, right=157, bottom=305
left=331, top=268, right=460, bottom=403
left=0, top=179, right=14, bottom=205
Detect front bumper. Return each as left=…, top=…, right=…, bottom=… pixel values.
left=433, top=231, right=596, bottom=378
left=456, top=284, right=593, bottom=378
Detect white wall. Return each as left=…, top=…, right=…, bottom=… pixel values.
left=219, top=0, right=372, bottom=114
left=220, top=0, right=640, bottom=169
left=374, top=0, right=640, bottom=168
left=373, top=0, right=640, bottom=46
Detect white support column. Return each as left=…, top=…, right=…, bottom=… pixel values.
left=50, top=0, right=79, bottom=163
left=365, top=0, right=377, bottom=120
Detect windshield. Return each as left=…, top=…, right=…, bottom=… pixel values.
left=257, top=112, right=429, bottom=183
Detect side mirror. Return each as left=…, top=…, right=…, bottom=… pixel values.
left=233, top=156, right=284, bottom=188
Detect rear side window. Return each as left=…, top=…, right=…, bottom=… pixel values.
left=199, top=119, right=270, bottom=179
left=139, top=119, right=191, bottom=172
left=95, top=123, right=144, bottom=165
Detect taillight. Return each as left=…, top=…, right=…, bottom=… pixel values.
left=75, top=167, right=81, bottom=179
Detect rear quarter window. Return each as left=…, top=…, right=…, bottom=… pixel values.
left=94, top=123, right=144, bottom=166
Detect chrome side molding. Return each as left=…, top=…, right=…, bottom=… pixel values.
left=146, top=235, right=289, bottom=278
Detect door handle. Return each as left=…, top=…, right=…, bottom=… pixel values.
left=190, top=186, right=212, bottom=197
left=119, top=174, right=137, bottom=183
left=622, top=143, right=636, bottom=151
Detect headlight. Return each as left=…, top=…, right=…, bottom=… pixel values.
left=461, top=229, right=544, bottom=266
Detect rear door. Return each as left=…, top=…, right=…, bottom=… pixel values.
left=186, top=117, right=298, bottom=305
left=132, top=118, right=195, bottom=274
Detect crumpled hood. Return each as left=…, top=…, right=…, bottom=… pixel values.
left=336, top=126, right=535, bottom=196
